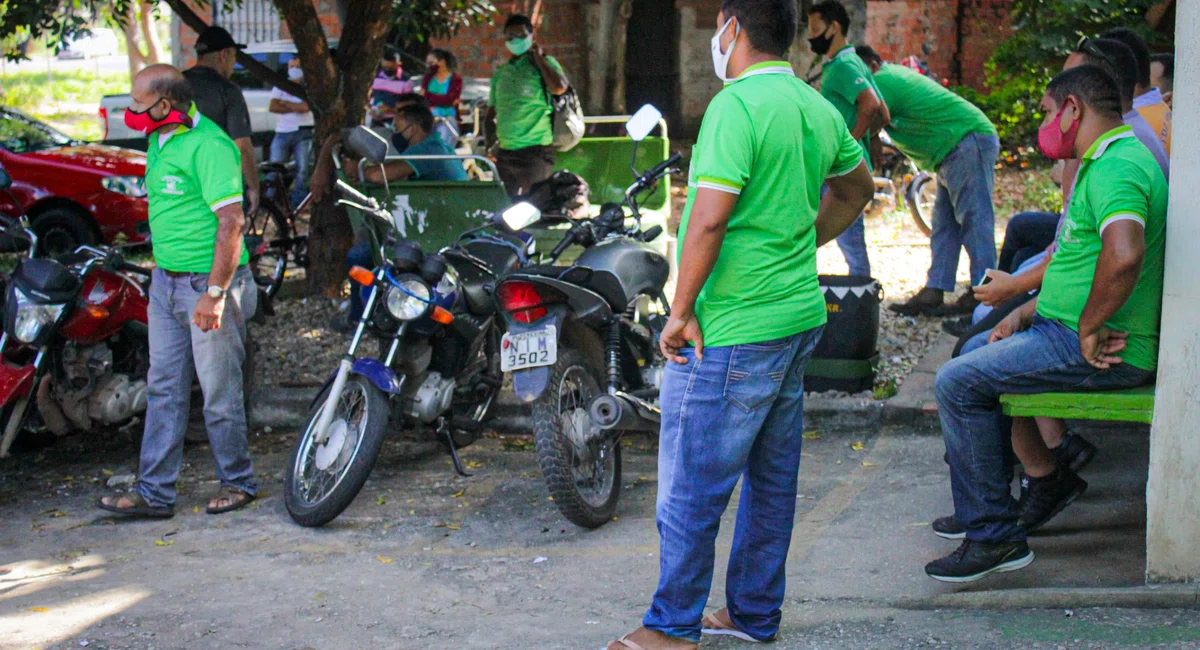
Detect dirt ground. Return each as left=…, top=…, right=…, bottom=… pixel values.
left=3, top=418, right=1198, bottom=650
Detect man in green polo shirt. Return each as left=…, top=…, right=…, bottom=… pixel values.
left=854, top=46, right=1000, bottom=317
left=927, top=65, right=1164, bottom=583
left=98, top=64, right=259, bottom=520
left=807, top=0, right=889, bottom=279
left=485, top=13, right=569, bottom=198
left=603, top=2, right=873, bottom=648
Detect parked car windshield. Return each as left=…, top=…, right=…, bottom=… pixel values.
left=0, top=108, right=75, bottom=153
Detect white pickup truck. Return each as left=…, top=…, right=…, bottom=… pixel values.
left=100, top=40, right=489, bottom=154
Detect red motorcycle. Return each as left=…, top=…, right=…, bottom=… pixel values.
left=0, top=165, right=152, bottom=458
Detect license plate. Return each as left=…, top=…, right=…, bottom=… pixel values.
left=501, top=326, right=557, bottom=372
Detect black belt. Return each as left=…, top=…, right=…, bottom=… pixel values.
left=162, top=270, right=193, bottom=277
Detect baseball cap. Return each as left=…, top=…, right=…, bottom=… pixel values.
left=195, top=26, right=246, bottom=56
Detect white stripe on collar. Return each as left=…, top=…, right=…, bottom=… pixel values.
left=834, top=46, right=857, bottom=60
left=739, top=66, right=795, bottom=79
left=1090, top=129, right=1136, bottom=160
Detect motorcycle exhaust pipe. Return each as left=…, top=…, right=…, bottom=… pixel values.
left=589, top=393, right=660, bottom=433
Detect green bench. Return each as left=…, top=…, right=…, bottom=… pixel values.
left=999, top=386, right=1156, bottom=424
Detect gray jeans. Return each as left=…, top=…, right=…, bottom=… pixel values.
left=136, top=265, right=258, bottom=508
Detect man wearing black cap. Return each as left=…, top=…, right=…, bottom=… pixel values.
left=184, top=26, right=260, bottom=216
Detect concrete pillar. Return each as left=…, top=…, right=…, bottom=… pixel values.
left=1146, top=0, right=1200, bottom=584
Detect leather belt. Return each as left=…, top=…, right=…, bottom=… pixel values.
left=162, top=270, right=193, bottom=277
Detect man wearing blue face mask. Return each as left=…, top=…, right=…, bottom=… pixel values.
left=484, top=14, right=569, bottom=198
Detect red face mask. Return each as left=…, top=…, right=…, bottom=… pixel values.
left=1037, top=102, right=1080, bottom=160
left=124, top=98, right=193, bottom=135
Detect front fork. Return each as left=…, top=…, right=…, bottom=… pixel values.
left=0, top=338, right=45, bottom=459
left=311, top=273, right=405, bottom=445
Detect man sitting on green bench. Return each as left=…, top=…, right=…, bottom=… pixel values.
left=926, top=65, right=1166, bottom=583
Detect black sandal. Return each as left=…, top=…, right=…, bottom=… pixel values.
left=207, top=486, right=256, bottom=514
left=97, top=491, right=175, bottom=519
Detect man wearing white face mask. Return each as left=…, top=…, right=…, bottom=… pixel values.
left=268, top=57, right=314, bottom=208
left=603, top=1, right=873, bottom=649
left=485, top=13, right=569, bottom=197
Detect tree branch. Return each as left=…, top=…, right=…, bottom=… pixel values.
left=161, top=0, right=306, bottom=98
left=272, top=0, right=338, bottom=116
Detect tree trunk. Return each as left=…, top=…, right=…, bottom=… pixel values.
left=140, top=2, right=163, bottom=65
left=275, top=0, right=393, bottom=297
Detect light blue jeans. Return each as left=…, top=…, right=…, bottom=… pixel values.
left=835, top=214, right=871, bottom=278
left=137, top=265, right=258, bottom=508
left=269, top=129, right=313, bottom=208
left=927, top=133, right=1000, bottom=291
left=644, top=327, right=824, bottom=643
left=935, top=316, right=1152, bottom=543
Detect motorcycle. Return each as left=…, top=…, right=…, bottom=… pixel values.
left=0, top=166, right=153, bottom=458
left=492, top=106, right=675, bottom=528
left=871, top=131, right=936, bottom=236
left=284, top=127, right=529, bottom=527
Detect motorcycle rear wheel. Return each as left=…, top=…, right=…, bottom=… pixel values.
left=284, top=375, right=391, bottom=527
left=532, top=348, right=621, bottom=528
left=907, top=171, right=937, bottom=236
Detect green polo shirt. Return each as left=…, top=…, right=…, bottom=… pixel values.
left=820, top=45, right=883, bottom=171
left=489, top=54, right=566, bottom=151
left=1037, top=126, right=1167, bottom=371
left=872, top=64, right=996, bottom=170
left=679, top=62, right=865, bottom=348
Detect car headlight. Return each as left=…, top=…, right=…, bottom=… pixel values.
left=101, top=175, right=147, bottom=198
left=12, top=288, right=66, bottom=344
left=385, top=278, right=431, bottom=321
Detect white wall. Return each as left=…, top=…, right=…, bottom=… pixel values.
left=1145, top=0, right=1200, bottom=584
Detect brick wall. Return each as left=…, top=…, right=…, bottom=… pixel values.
left=432, top=0, right=590, bottom=99
left=958, top=0, right=1014, bottom=88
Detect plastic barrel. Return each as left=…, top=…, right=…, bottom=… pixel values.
left=804, top=275, right=882, bottom=393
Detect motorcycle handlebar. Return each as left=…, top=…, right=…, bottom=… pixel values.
left=628, top=152, right=683, bottom=198
left=549, top=227, right=577, bottom=260
left=335, top=179, right=378, bottom=210
left=115, top=261, right=152, bottom=277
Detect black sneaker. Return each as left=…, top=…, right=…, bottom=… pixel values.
left=925, top=539, right=1034, bottom=583
left=889, top=287, right=944, bottom=316
left=941, top=315, right=973, bottom=338
left=1017, top=469, right=1088, bottom=533
left=932, top=515, right=966, bottom=540
left=1052, top=433, right=1098, bottom=473
left=931, top=292, right=981, bottom=317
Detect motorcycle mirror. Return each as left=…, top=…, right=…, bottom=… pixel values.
left=0, top=167, right=11, bottom=190
left=625, top=105, right=662, bottom=142
left=343, top=126, right=390, bottom=165
left=499, top=202, right=541, bottom=231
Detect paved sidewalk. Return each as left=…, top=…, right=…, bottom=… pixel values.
left=1, top=407, right=1188, bottom=649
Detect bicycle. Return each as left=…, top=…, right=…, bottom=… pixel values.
left=245, top=160, right=311, bottom=302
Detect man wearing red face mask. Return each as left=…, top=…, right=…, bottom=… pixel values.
left=98, top=64, right=259, bottom=519
left=925, top=65, right=1166, bottom=583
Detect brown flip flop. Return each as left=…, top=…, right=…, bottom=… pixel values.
left=207, top=486, right=256, bottom=514
left=603, top=628, right=698, bottom=650
left=97, top=490, right=174, bottom=519
left=702, top=608, right=767, bottom=643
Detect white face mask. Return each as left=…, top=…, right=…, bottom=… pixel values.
left=287, top=67, right=304, bottom=81
left=711, top=17, right=739, bottom=82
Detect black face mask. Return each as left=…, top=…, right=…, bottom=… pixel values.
left=809, top=27, right=834, bottom=56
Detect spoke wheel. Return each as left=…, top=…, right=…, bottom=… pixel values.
left=907, top=172, right=937, bottom=236
left=245, top=202, right=291, bottom=300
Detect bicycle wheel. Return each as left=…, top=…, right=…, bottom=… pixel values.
left=245, top=201, right=291, bottom=300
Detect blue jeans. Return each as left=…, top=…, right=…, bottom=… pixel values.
left=347, top=241, right=374, bottom=321
left=137, top=266, right=259, bottom=508
left=644, top=327, right=824, bottom=643
left=269, top=129, right=313, bottom=208
left=835, top=214, right=871, bottom=278
left=927, top=133, right=1000, bottom=291
left=934, top=316, right=1153, bottom=543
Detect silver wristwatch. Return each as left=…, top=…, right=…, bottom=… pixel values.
left=206, top=285, right=227, bottom=299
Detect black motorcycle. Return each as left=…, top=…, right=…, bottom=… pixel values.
left=283, top=128, right=530, bottom=527
left=493, top=113, right=677, bottom=528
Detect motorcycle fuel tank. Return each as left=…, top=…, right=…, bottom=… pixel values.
left=575, top=239, right=669, bottom=308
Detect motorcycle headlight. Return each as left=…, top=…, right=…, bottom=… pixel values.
left=101, top=175, right=148, bottom=198
left=385, top=277, right=431, bottom=321
left=12, top=288, right=66, bottom=344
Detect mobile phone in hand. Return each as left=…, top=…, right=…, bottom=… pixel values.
left=977, top=275, right=993, bottom=287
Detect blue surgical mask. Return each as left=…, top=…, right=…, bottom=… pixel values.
left=287, top=67, right=304, bottom=81
left=507, top=35, right=533, bottom=56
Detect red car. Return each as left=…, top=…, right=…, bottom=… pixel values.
left=0, top=107, right=149, bottom=256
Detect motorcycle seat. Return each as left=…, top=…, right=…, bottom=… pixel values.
left=520, top=265, right=628, bottom=310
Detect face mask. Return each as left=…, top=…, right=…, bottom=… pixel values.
left=124, top=98, right=192, bottom=135
left=392, top=126, right=413, bottom=152
left=710, top=17, right=739, bottom=82
left=808, top=25, right=834, bottom=56
left=507, top=35, right=533, bottom=56
left=1037, top=103, right=1081, bottom=160
left=287, top=67, right=304, bottom=81
left=427, top=62, right=440, bottom=74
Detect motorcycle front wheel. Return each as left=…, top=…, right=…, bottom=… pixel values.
left=285, top=375, right=391, bottom=527
left=907, top=171, right=937, bottom=236
left=531, top=348, right=621, bottom=528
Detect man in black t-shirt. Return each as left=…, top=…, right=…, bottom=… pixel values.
left=184, top=26, right=260, bottom=216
